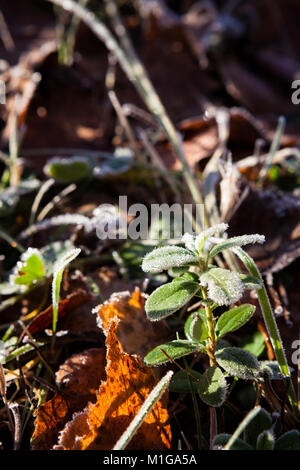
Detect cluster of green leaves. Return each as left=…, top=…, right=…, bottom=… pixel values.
left=141, top=224, right=274, bottom=407
left=0, top=240, right=75, bottom=296
left=214, top=408, right=300, bottom=450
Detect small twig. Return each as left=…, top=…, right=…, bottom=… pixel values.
left=9, top=403, right=21, bottom=450
left=0, top=10, right=15, bottom=51
left=0, top=226, right=25, bottom=253
left=29, top=178, right=55, bottom=226
left=159, top=348, right=201, bottom=384
left=37, top=183, right=77, bottom=221
left=139, top=129, right=181, bottom=203
left=0, top=364, right=15, bottom=437
left=108, top=90, right=144, bottom=164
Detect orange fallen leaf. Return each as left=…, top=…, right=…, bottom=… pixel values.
left=32, top=348, right=106, bottom=450
left=97, top=288, right=170, bottom=358
left=54, top=319, right=172, bottom=450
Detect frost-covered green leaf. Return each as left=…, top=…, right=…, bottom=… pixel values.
left=213, top=434, right=253, bottom=450
left=169, top=370, right=203, bottom=393
left=145, top=280, right=200, bottom=321
left=144, top=340, right=204, bottom=366
left=208, top=234, right=265, bottom=259
left=10, top=248, right=45, bottom=287
left=216, top=347, right=260, bottom=379
left=93, top=150, right=132, bottom=178
left=259, top=361, right=283, bottom=380
left=274, top=431, right=300, bottom=450
left=44, top=156, right=93, bottom=182
left=238, top=274, right=263, bottom=290
left=184, top=309, right=208, bottom=342
left=216, top=304, right=255, bottom=338
left=200, top=268, right=244, bottom=306
left=52, top=248, right=81, bottom=333
left=198, top=366, right=227, bottom=407
left=142, top=246, right=198, bottom=273
left=244, top=408, right=272, bottom=448
left=256, top=430, right=275, bottom=450
left=182, top=223, right=228, bottom=254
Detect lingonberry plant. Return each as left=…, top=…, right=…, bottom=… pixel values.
left=141, top=223, right=296, bottom=410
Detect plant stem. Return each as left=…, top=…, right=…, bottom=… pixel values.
left=183, top=357, right=202, bottom=449
left=233, top=247, right=299, bottom=417
left=201, top=287, right=217, bottom=366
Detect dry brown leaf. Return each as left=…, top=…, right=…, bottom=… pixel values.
left=54, top=319, right=172, bottom=450
left=31, top=348, right=106, bottom=450
left=25, top=289, right=93, bottom=337
left=96, top=288, right=170, bottom=358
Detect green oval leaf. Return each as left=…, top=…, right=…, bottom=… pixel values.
left=244, top=408, right=272, bottom=448
left=169, top=370, right=202, bottom=393
left=144, top=340, right=204, bottom=366
left=184, top=309, right=208, bottom=342
left=213, top=434, right=254, bottom=450
left=216, top=304, right=255, bottom=338
left=44, top=156, right=93, bottom=182
left=198, top=366, right=227, bottom=407
left=10, top=248, right=45, bottom=287
left=216, top=347, right=260, bottom=380
left=200, top=268, right=244, bottom=306
left=145, top=280, right=200, bottom=321
left=256, top=430, right=275, bottom=450
left=274, top=431, right=300, bottom=450
left=239, top=274, right=263, bottom=290
left=142, top=246, right=198, bottom=274
left=208, top=234, right=265, bottom=259
left=241, top=330, right=265, bottom=357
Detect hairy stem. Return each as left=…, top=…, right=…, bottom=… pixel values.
left=201, top=287, right=217, bottom=366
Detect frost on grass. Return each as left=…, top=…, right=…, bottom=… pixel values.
left=200, top=268, right=244, bottom=306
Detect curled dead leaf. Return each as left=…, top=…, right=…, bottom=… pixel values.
left=96, top=288, right=170, bottom=358
left=54, top=319, right=172, bottom=450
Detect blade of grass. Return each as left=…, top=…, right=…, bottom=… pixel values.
left=51, top=248, right=81, bottom=345
left=223, top=406, right=261, bottom=450
left=233, top=246, right=299, bottom=416
left=113, top=370, right=173, bottom=450
left=258, top=116, right=285, bottom=186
